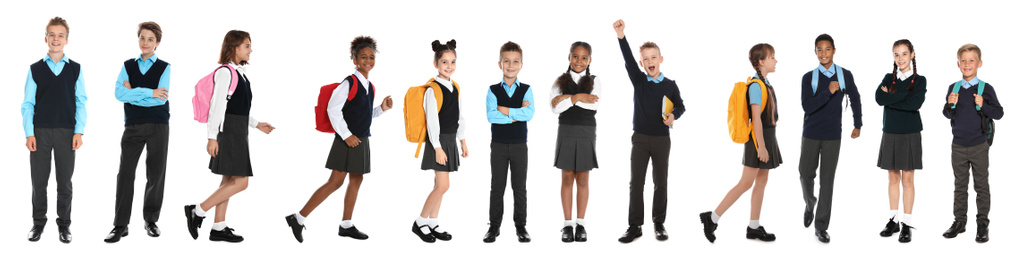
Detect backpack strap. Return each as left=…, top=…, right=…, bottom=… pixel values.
left=950, top=80, right=965, bottom=110
left=346, top=74, right=359, bottom=101
left=810, top=65, right=845, bottom=94
left=976, top=80, right=986, bottom=111
left=219, top=64, right=239, bottom=95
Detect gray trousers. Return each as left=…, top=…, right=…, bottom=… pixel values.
left=489, top=142, right=528, bottom=227
left=113, top=124, right=169, bottom=226
left=799, top=137, right=841, bottom=231
left=628, top=132, right=670, bottom=227
left=30, top=128, right=76, bottom=227
left=951, top=142, right=991, bottom=226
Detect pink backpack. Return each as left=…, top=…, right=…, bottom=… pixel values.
left=192, top=65, right=239, bottom=123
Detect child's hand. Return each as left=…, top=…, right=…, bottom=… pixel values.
left=435, top=147, right=448, bottom=166
left=757, top=146, right=769, bottom=162
left=880, top=86, right=888, bottom=93
left=26, top=136, right=36, bottom=152
left=851, top=128, right=861, bottom=139
left=72, top=133, right=83, bottom=150
left=381, top=95, right=393, bottom=111
left=663, top=113, right=675, bottom=126
left=153, top=88, right=169, bottom=100
left=460, top=140, right=469, bottom=158
left=613, top=19, right=626, bottom=39
left=498, top=106, right=510, bottom=116
left=948, top=93, right=958, bottom=104
left=344, top=135, right=361, bottom=148
left=122, top=80, right=132, bottom=89
left=974, top=94, right=983, bottom=108
left=207, top=139, right=219, bottom=157
left=551, top=95, right=571, bottom=108
left=575, top=93, right=599, bottom=103
left=257, top=122, right=275, bottom=134
left=829, top=81, right=840, bottom=94
left=521, top=100, right=530, bottom=108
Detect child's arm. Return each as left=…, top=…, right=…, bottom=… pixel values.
left=507, top=87, right=535, bottom=122
left=372, top=94, right=391, bottom=118
left=751, top=104, right=768, bottom=162
left=576, top=78, right=602, bottom=111
left=423, top=88, right=442, bottom=146
left=207, top=67, right=232, bottom=140
left=669, top=85, right=685, bottom=120
left=885, top=77, right=927, bottom=111
left=486, top=87, right=512, bottom=124
left=942, top=84, right=955, bottom=119
left=74, top=69, right=87, bottom=136
left=846, top=71, right=863, bottom=130
left=327, top=79, right=354, bottom=139
left=114, top=65, right=170, bottom=107
left=801, top=72, right=833, bottom=115
left=551, top=84, right=572, bottom=114
left=22, top=71, right=37, bottom=138
left=979, top=85, right=1004, bottom=120
left=457, top=94, right=467, bottom=141
left=875, top=74, right=908, bottom=106
left=614, top=20, right=644, bottom=87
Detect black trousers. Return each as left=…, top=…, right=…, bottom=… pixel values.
left=489, top=142, right=528, bottom=227
left=952, top=142, right=991, bottom=226
left=113, top=124, right=169, bottom=226
left=30, top=128, right=76, bottom=227
left=799, top=137, right=841, bottom=231
left=628, top=132, right=670, bottom=227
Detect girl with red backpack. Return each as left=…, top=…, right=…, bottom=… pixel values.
left=284, top=36, right=393, bottom=243
left=184, top=30, right=275, bottom=243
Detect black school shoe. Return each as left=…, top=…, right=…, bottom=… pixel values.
left=339, top=225, right=369, bottom=240
left=145, top=222, right=161, bottom=237
left=561, top=226, right=574, bottom=243
left=411, top=221, right=436, bottom=243
left=898, top=223, right=913, bottom=243
left=654, top=224, right=669, bottom=241
left=699, top=211, right=718, bottom=243
left=27, top=225, right=44, bottom=242
left=880, top=217, right=901, bottom=237
left=617, top=226, right=642, bottom=243
left=429, top=225, right=452, bottom=241
left=574, top=225, right=588, bottom=242
left=746, top=226, right=776, bottom=241
left=482, top=226, right=499, bottom=243
left=58, top=226, right=72, bottom=243
left=209, top=227, right=244, bottom=242
left=184, top=205, right=205, bottom=240
left=284, top=214, right=305, bottom=243
left=976, top=223, right=989, bottom=243
left=515, top=225, right=530, bottom=243
left=942, top=221, right=966, bottom=238
left=104, top=226, right=129, bottom=243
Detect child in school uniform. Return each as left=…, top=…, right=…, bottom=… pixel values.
left=613, top=19, right=685, bottom=243
left=104, top=21, right=172, bottom=243
left=799, top=33, right=863, bottom=243
left=184, top=30, right=276, bottom=243
left=550, top=41, right=601, bottom=243
left=482, top=41, right=535, bottom=243
left=23, top=16, right=87, bottom=244
left=700, top=43, right=780, bottom=243
left=412, top=40, right=468, bottom=243
left=941, top=44, right=1003, bottom=243
left=875, top=39, right=927, bottom=243
left=284, top=36, right=393, bottom=243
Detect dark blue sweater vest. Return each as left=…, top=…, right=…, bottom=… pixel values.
left=226, top=73, right=252, bottom=116
left=124, top=59, right=170, bottom=125
left=31, top=59, right=80, bottom=130
left=342, top=75, right=375, bottom=137
left=437, top=82, right=460, bottom=134
left=490, top=83, right=529, bottom=143
left=558, top=76, right=597, bottom=126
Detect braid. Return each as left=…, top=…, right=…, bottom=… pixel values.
left=754, top=67, right=776, bottom=125
left=556, top=65, right=574, bottom=94
left=908, top=57, right=918, bottom=91
left=890, top=62, right=898, bottom=93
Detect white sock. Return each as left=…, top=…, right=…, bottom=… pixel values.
left=415, top=216, right=429, bottom=226
left=903, top=214, right=912, bottom=226
left=576, top=218, right=586, bottom=227
left=193, top=205, right=206, bottom=217
left=212, top=222, right=227, bottom=231
left=340, top=220, right=353, bottom=229
left=294, top=212, right=306, bottom=225
left=749, top=220, right=760, bottom=229
left=711, top=212, right=721, bottom=224
left=890, top=210, right=898, bottom=220
left=429, top=218, right=445, bottom=232
left=564, top=220, right=575, bottom=227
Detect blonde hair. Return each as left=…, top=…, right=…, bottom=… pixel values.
left=957, top=44, right=982, bottom=61
left=47, top=16, right=69, bottom=36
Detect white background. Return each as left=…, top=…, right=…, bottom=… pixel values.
left=0, top=0, right=1018, bottom=258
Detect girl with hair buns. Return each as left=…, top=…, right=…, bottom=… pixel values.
left=412, top=39, right=468, bottom=243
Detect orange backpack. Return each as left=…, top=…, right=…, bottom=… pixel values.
left=727, top=77, right=768, bottom=150
left=404, top=78, right=460, bottom=158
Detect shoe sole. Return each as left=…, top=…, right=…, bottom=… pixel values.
left=185, top=206, right=199, bottom=239
left=210, top=237, right=244, bottom=242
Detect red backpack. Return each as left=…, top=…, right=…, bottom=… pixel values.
left=315, top=75, right=375, bottom=133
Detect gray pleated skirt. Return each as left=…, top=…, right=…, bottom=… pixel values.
left=209, top=114, right=253, bottom=177
left=877, top=132, right=923, bottom=170
left=326, top=135, right=371, bottom=174
left=421, top=133, right=460, bottom=172
left=554, top=124, right=598, bottom=171
left=742, top=127, right=782, bottom=169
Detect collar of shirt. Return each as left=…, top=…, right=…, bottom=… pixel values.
left=352, top=70, right=370, bottom=87
left=434, top=76, right=454, bottom=91
left=817, top=64, right=836, bottom=78
left=753, top=74, right=771, bottom=87
left=646, top=72, right=665, bottom=83
left=228, top=62, right=247, bottom=77
left=896, top=63, right=914, bottom=81
left=961, top=77, right=981, bottom=90
left=137, top=54, right=158, bottom=64
left=43, top=53, right=69, bottom=65
left=500, top=78, right=520, bottom=93
left=570, top=70, right=585, bottom=83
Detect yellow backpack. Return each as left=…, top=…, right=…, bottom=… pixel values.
left=727, top=77, right=768, bottom=150
left=404, top=78, right=460, bottom=158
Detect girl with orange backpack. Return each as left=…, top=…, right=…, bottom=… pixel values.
left=284, top=36, right=393, bottom=243
left=700, top=43, right=780, bottom=243
left=410, top=40, right=467, bottom=243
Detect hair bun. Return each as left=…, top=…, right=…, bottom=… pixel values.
left=445, top=39, right=457, bottom=50
left=432, top=40, right=442, bottom=52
